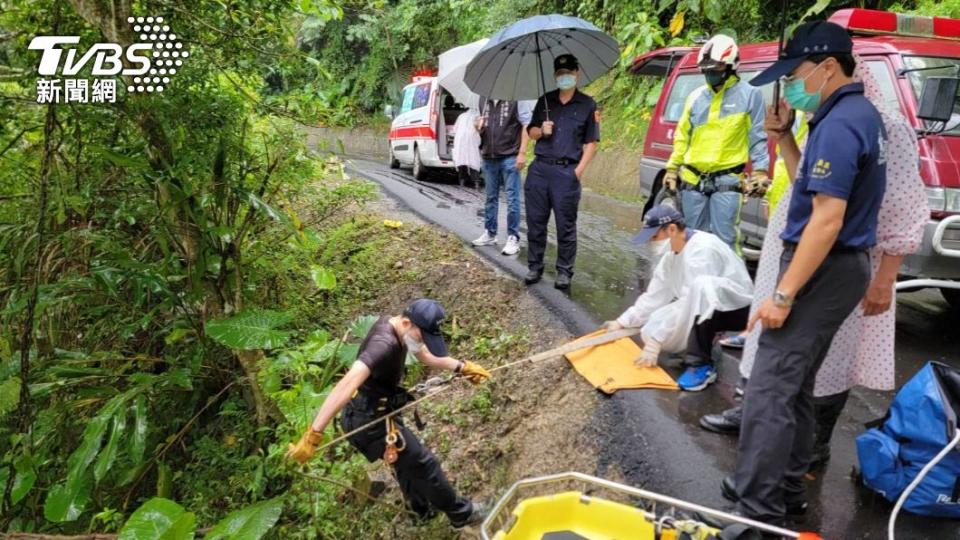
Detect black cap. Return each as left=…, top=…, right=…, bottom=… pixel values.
left=554, top=54, right=579, bottom=72
left=750, top=21, right=853, bottom=87
left=403, top=298, right=448, bottom=357
left=633, top=205, right=684, bottom=244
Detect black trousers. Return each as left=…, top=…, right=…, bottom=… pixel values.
left=685, top=306, right=750, bottom=367
left=341, top=399, right=472, bottom=523
left=525, top=159, right=581, bottom=277
left=735, top=248, right=870, bottom=523
left=457, top=165, right=480, bottom=188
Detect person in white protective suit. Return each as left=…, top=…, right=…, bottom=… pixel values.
left=604, top=205, right=753, bottom=391
left=452, top=106, right=482, bottom=188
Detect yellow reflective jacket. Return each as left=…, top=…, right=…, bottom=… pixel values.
left=667, top=75, right=769, bottom=185
left=766, top=114, right=810, bottom=214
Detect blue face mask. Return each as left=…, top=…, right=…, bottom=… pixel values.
left=784, top=63, right=826, bottom=112
left=556, top=74, right=577, bottom=90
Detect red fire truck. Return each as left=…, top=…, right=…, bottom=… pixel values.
left=630, top=8, right=960, bottom=310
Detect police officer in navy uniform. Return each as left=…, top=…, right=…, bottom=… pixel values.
left=524, top=54, right=600, bottom=290
left=722, top=22, right=887, bottom=528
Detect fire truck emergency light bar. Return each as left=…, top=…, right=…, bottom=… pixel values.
left=830, top=8, right=960, bottom=41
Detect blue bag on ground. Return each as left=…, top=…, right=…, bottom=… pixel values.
left=856, top=361, right=960, bottom=517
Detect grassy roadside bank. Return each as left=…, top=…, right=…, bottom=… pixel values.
left=244, top=176, right=603, bottom=538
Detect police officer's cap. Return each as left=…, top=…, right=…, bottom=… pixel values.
left=554, top=54, right=579, bottom=72
left=750, top=21, right=853, bottom=87
left=633, top=205, right=684, bottom=244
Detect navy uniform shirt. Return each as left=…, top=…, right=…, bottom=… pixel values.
left=781, top=83, right=887, bottom=250
left=527, top=89, right=600, bottom=161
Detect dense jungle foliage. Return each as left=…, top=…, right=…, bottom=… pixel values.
left=0, top=0, right=956, bottom=537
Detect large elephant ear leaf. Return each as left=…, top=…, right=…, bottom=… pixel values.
left=205, top=498, right=283, bottom=540
left=118, top=497, right=196, bottom=540
left=205, top=310, right=294, bottom=350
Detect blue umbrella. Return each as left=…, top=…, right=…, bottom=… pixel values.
left=464, top=14, right=619, bottom=107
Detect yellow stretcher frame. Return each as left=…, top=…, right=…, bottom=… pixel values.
left=481, top=472, right=820, bottom=540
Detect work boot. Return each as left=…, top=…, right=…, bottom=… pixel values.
left=451, top=501, right=487, bottom=529
left=554, top=273, right=571, bottom=290
left=524, top=268, right=542, bottom=285
left=720, top=476, right=808, bottom=519
left=700, top=405, right=743, bottom=435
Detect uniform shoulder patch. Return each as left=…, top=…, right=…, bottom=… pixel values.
left=811, top=158, right=831, bottom=179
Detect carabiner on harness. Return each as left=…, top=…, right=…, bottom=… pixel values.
left=383, top=417, right=406, bottom=464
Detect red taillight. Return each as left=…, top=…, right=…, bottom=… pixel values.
left=830, top=8, right=960, bottom=41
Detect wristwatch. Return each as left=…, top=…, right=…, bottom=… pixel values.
left=773, top=290, right=795, bottom=308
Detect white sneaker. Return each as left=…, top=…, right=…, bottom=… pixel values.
left=472, top=231, right=498, bottom=246
left=501, top=235, right=520, bottom=256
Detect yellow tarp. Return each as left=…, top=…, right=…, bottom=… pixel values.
left=565, top=330, right=678, bottom=394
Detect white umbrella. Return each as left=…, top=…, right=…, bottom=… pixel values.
left=438, top=38, right=489, bottom=110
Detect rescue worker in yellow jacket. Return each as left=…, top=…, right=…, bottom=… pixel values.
left=663, top=35, right=769, bottom=255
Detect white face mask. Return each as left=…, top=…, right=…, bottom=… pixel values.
left=403, top=333, right=424, bottom=353
left=651, top=238, right=671, bottom=257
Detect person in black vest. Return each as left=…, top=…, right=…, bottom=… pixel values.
left=286, top=299, right=491, bottom=529
left=471, top=98, right=535, bottom=256
left=525, top=54, right=600, bottom=290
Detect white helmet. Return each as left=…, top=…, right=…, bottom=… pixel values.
left=697, top=34, right=739, bottom=70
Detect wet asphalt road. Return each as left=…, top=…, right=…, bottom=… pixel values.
left=343, top=156, right=960, bottom=539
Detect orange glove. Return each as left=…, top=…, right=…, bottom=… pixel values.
left=286, top=428, right=323, bottom=464
left=460, top=361, right=491, bottom=385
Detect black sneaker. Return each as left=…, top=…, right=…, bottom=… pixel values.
left=451, top=502, right=486, bottom=529
left=720, top=476, right=807, bottom=519
left=699, top=405, right=743, bottom=435
left=524, top=269, right=542, bottom=285
left=554, top=273, right=571, bottom=290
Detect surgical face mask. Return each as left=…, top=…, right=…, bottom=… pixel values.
left=704, top=70, right=727, bottom=88
left=650, top=238, right=671, bottom=258
left=784, top=62, right=827, bottom=112
left=556, top=74, right=577, bottom=90
left=403, top=333, right=424, bottom=353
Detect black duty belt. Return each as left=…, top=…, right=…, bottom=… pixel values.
left=536, top=157, right=580, bottom=166
left=782, top=240, right=868, bottom=255
left=679, top=164, right=745, bottom=195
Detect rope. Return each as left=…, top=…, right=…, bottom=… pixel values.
left=314, top=327, right=641, bottom=453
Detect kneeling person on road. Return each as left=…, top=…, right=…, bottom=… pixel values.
left=285, top=299, right=491, bottom=529
left=604, top=206, right=753, bottom=391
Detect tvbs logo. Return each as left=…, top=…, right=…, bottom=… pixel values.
left=28, top=16, right=188, bottom=104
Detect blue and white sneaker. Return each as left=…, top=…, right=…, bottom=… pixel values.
left=677, top=364, right=718, bottom=392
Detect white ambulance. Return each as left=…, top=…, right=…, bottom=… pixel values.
left=387, top=74, right=465, bottom=180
